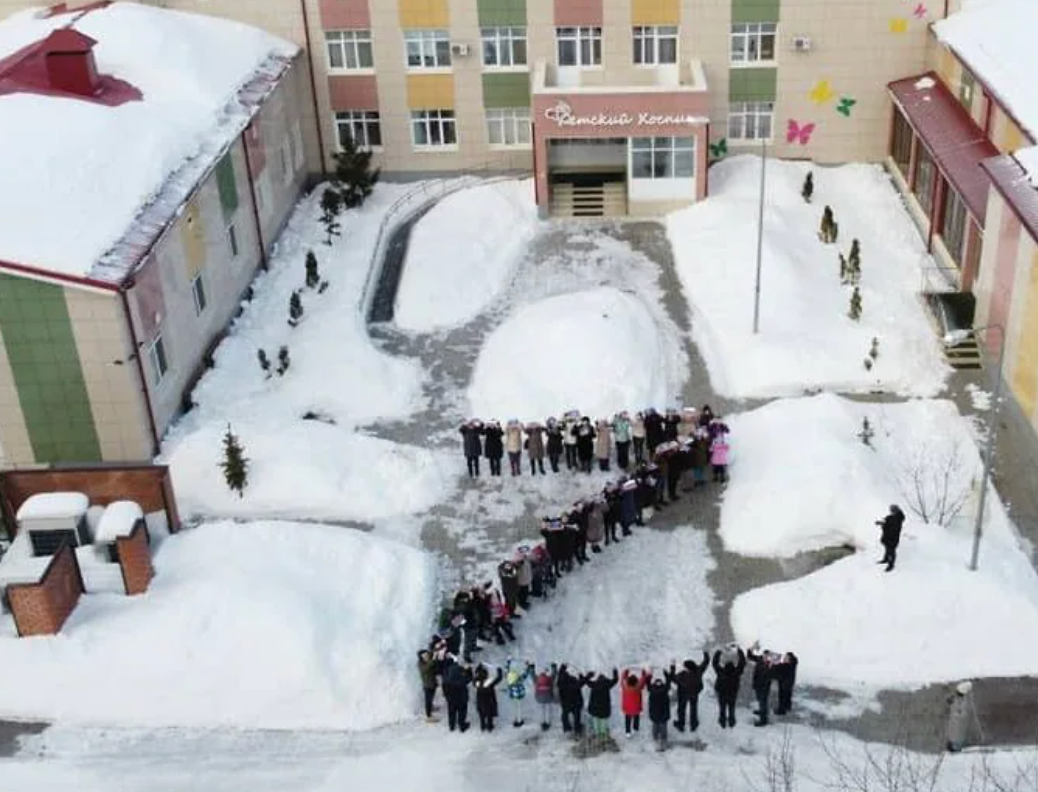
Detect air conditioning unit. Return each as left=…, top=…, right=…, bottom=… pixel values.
left=450, top=43, right=470, bottom=57
left=792, top=36, right=812, bottom=52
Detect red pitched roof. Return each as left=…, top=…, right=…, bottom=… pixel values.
left=888, top=71, right=998, bottom=226
left=42, top=28, right=96, bottom=53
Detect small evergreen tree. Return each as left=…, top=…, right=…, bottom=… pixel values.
left=848, top=286, right=862, bottom=321
left=801, top=171, right=814, bottom=203
left=858, top=417, right=875, bottom=447
left=220, top=425, right=249, bottom=497
left=288, top=290, right=303, bottom=327
left=332, top=136, right=381, bottom=209
left=848, top=238, right=862, bottom=284
left=820, top=205, right=837, bottom=244
left=257, top=348, right=271, bottom=378
left=319, top=188, right=343, bottom=245
left=869, top=336, right=880, bottom=361
left=276, top=345, right=290, bottom=376
left=839, top=252, right=849, bottom=284
left=305, top=250, right=320, bottom=289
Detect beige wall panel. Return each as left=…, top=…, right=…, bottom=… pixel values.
left=0, top=320, right=33, bottom=468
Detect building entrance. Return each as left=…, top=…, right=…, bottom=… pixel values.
left=547, top=138, right=627, bottom=217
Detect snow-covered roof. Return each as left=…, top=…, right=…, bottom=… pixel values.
left=94, top=500, right=144, bottom=543
left=933, top=0, right=1038, bottom=141
left=0, top=1, right=298, bottom=284
left=16, top=491, right=89, bottom=522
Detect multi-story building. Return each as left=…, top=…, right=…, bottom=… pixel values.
left=0, top=2, right=308, bottom=466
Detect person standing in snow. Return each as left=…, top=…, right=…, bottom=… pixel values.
left=585, top=495, right=605, bottom=554
left=613, top=412, right=632, bottom=469
left=773, top=651, right=798, bottom=715
left=545, top=417, right=564, bottom=473
left=441, top=657, right=473, bottom=733
left=602, top=482, right=621, bottom=545
left=631, top=412, right=647, bottom=464
left=595, top=419, right=612, bottom=472
left=877, top=504, right=905, bottom=572
left=946, top=681, right=975, bottom=752
left=505, top=658, right=536, bottom=727
left=417, top=649, right=440, bottom=721
left=690, top=428, right=710, bottom=488
left=699, top=404, right=715, bottom=428
left=563, top=412, right=580, bottom=470
left=540, top=517, right=565, bottom=579
left=514, top=547, right=533, bottom=611
left=459, top=420, right=483, bottom=478
left=663, top=408, right=682, bottom=443
left=489, top=590, right=516, bottom=644
left=713, top=645, right=746, bottom=729
left=560, top=515, right=578, bottom=571
left=585, top=668, right=619, bottom=741
left=678, top=407, right=698, bottom=439
left=484, top=420, right=504, bottom=476
left=534, top=664, right=557, bottom=731
left=474, top=663, right=504, bottom=732
left=621, top=668, right=650, bottom=738
left=557, top=663, right=587, bottom=735
left=647, top=671, right=673, bottom=750
left=644, top=408, right=664, bottom=456
left=619, top=477, right=639, bottom=537
left=747, top=646, right=775, bottom=727
left=498, top=559, right=520, bottom=614
left=505, top=420, right=523, bottom=476
left=710, top=433, right=730, bottom=483
left=669, top=652, right=710, bottom=733
left=574, top=416, right=596, bottom=474
left=570, top=503, right=591, bottom=565
left=525, top=422, right=546, bottom=475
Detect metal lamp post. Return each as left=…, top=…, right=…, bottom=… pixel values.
left=943, top=324, right=1006, bottom=571
left=752, top=138, right=767, bottom=334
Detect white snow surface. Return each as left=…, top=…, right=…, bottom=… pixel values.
left=93, top=501, right=144, bottom=542
left=0, top=520, right=437, bottom=730
left=934, top=0, right=1038, bottom=138
left=1018, top=145, right=1038, bottom=188
left=0, top=2, right=298, bottom=279
left=15, top=491, right=89, bottom=521
left=161, top=184, right=455, bottom=522
left=666, top=156, right=951, bottom=398
left=725, top=393, right=1038, bottom=689
left=468, top=286, right=687, bottom=419
left=394, top=179, right=540, bottom=332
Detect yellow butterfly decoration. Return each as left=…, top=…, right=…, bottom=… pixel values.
left=889, top=17, right=908, bottom=33
left=809, top=79, right=835, bottom=104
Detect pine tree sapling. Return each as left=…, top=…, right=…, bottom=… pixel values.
left=858, top=417, right=875, bottom=447
left=276, top=345, right=290, bottom=376
left=319, top=188, right=343, bottom=245
left=863, top=356, right=873, bottom=371
left=848, top=238, right=862, bottom=284
left=869, top=336, right=880, bottom=361
left=801, top=171, right=814, bottom=203
left=288, top=290, right=303, bottom=327
left=848, top=286, right=862, bottom=321
left=820, top=205, right=837, bottom=244
left=220, top=425, right=249, bottom=497
left=257, top=348, right=271, bottom=378
left=839, top=252, right=849, bottom=284
left=305, top=250, right=320, bottom=289
left=333, top=136, right=381, bottom=209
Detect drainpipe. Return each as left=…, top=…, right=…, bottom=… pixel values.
left=241, top=126, right=268, bottom=270
left=703, top=121, right=711, bottom=197
left=117, top=287, right=160, bottom=456
left=298, top=0, right=329, bottom=180
left=530, top=120, right=540, bottom=207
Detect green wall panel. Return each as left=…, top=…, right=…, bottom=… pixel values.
left=0, top=274, right=101, bottom=462
left=729, top=68, right=778, bottom=101
left=477, top=0, right=526, bottom=26
left=732, top=0, right=780, bottom=23
left=215, top=152, right=239, bottom=220
left=482, top=72, right=531, bottom=108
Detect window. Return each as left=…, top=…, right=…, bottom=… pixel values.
left=727, top=101, right=774, bottom=141
left=941, top=188, right=969, bottom=265
left=411, top=109, right=457, bottom=147
left=405, top=29, right=451, bottom=69
left=326, top=30, right=373, bottom=70
left=280, top=139, right=292, bottom=185
left=959, top=71, right=975, bottom=110
left=890, top=108, right=913, bottom=178
left=632, top=26, right=678, bottom=65
left=730, top=23, right=777, bottom=63
left=191, top=272, right=207, bottom=315
left=148, top=334, right=168, bottom=385
left=486, top=108, right=530, bottom=147
left=913, top=147, right=937, bottom=216
left=631, top=137, right=695, bottom=179
left=335, top=110, right=382, bottom=149
left=228, top=223, right=239, bottom=259
left=482, top=26, right=527, bottom=67
left=556, top=27, right=601, bottom=67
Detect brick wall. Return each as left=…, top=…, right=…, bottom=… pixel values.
left=7, top=544, right=85, bottom=636
left=117, top=522, right=154, bottom=596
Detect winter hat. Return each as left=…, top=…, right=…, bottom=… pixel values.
left=956, top=681, right=973, bottom=695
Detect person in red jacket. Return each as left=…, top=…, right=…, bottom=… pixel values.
left=620, top=668, right=650, bottom=738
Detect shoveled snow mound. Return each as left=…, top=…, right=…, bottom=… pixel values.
left=395, top=179, right=540, bottom=332
left=467, top=287, right=685, bottom=419
left=666, top=156, right=950, bottom=398
left=0, top=521, right=437, bottom=729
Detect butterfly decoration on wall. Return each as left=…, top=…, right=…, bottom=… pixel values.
left=889, top=17, right=908, bottom=33
left=913, top=3, right=927, bottom=18
left=809, top=79, right=835, bottom=105
left=709, top=138, right=728, bottom=159
left=786, top=120, right=816, bottom=145
left=836, top=97, right=857, bottom=117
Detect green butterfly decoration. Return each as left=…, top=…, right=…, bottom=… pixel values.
left=709, top=138, right=728, bottom=159
left=836, top=97, right=857, bottom=117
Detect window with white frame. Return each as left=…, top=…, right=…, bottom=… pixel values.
left=280, top=139, right=292, bottom=186
left=727, top=101, right=774, bottom=140
left=191, top=272, right=207, bottom=315
left=556, top=26, right=601, bottom=67
left=335, top=110, right=382, bottom=149
left=482, top=26, right=527, bottom=67
left=227, top=223, right=239, bottom=259
left=632, top=26, right=678, bottom=65
left=730, top=22, right=777, bottom=63
left=631, top=137, right=695, bottom=179
left=411, top=109, right=457, bottom=147
left=148, top=333, right=168, bottom=385
left=326, top=30, right=373, bottom=70
left=486, top=108, right=530, bottom=147
left=405, top=29, right=451, bottom=69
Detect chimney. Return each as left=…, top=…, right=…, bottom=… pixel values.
left=43, top=29, right=100, bottom=97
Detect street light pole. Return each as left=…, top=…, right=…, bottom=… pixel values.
left=968, top=324, right=1006, bottom=571
left=752, top=138, right=767, bottom=334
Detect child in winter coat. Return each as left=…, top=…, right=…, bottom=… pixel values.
left=545, top=418, right=564, bottom=473
left=562, top=412, right=580, bottom=470
left=647, top=672, right=673, bottom=750
left=773, top=651, right=798, bottom=715
left=505, top=420, right=523, bottom=476
left=612, top=412, right=632, bottom=469
left=621, top=668, right=650, bottom=737
left=459, top=420, right=484, bottom=477
left=417, top=649, right=439, bottom=720
left=557, top=664, right=587, bottom=735
left=474, top=663, right=504, bottom=732
left=505, top=658, right=536, bottom=727
left=669, top=652, right=710, bottom=732
left=585, top=669, right=619, bottom=738
left=441, top=658, right=473, bottom=733
left=533, top=664, right=557, bottom=731
left=484, top=420, right=504, bottom=476
left=525, top=422, right=546, bottom=475
left=573, top=417, right=596, bottom=473
left=710, top=433, right=730, bottom=483
left=489, top=591, right=516, bottom=644
left=595, top=420, right=612, bottom=471
left=713, top=645, right=746, bottom=729
left=631, top=412, right=647, bottom=464
left=678, top=407, right=698, bottom=439
left=514, top=547, right=533, bottom=611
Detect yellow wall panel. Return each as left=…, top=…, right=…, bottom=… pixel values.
left=632, top=0, right=679, bottom=25
left=179, top=199, right=205, bottom=279
left=398, top=0, right=449, bottom=28
left=1012, top=247, right=1038, bottom=419
left=1000, top=116, right=1024, bottom=153
left=938, top=47, right=959, bottom=86
left=406, top=73, right=455, bottom=109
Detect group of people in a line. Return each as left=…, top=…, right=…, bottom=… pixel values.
left=416, top=642, right=798, bottom=750
left=458, top=406, right=731, bottom=483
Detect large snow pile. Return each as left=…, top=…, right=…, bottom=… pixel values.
left=725, top=394, right=1038, bottom=689
left=395, top=180, right=540, bottom=332
left=0, top=1, right=298, bottom=278
left=0, top=520, right=437, bottom=729
left=467, top=287, right=686, bottom=419
left=162, top=185, right=454, bottom=522
left=666, top=157, right=950, bottom=398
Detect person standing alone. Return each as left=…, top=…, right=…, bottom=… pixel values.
left=877, top=505, right=905, bottom=572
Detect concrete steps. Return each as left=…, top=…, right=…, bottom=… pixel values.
left=945, top=336, right=983, bottom=370
left=551, top=181, right=626, bottom=218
